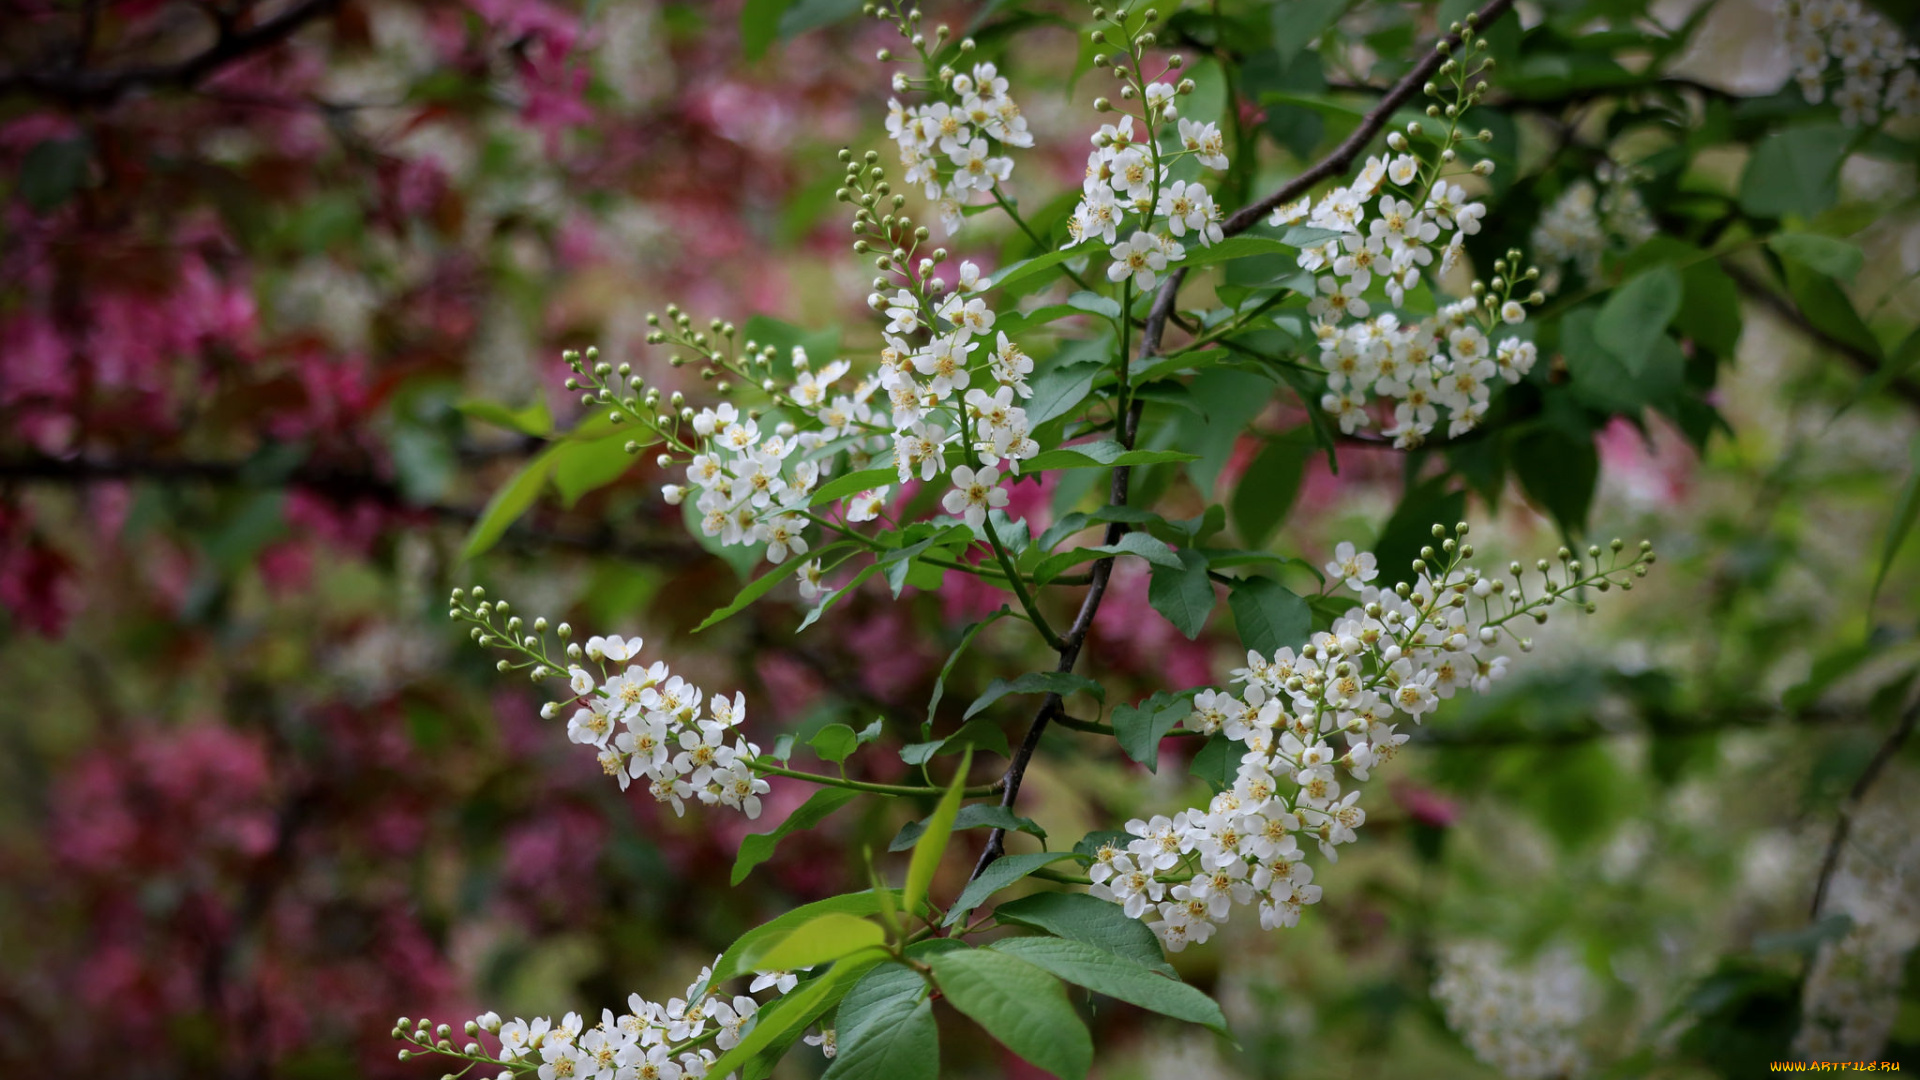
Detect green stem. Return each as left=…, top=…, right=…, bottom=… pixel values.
left=748, top=758, right=999, bottom=798
left=983, top=512, right=1063, bottom=650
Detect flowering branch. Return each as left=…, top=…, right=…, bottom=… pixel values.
left=969, top=0, right=1522, bottom=883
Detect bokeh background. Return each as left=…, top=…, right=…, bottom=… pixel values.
left=1, top=0, right=1917, bottom=1077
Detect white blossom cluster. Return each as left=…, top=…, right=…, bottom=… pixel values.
left=884, top=60, right=1033, bottom=235
left=1531, top=166, right=1658, bottom=291
left=1794, top=783, right=1920, bottom=1062
left=449, top=589, right=771, bottom=820
left=1271, top=145, right=1541, bottom=447
left=1062, top=112, right=1228, bottom=292
left=1780, top=0, right=1920, bottom=126
left=1432, top=941, right=1595, bottom=1079
left=1087, top=529, right=1656, bottom=951
left=393, top=957, right=823, bottom=1080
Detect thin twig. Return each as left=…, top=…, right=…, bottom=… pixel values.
left=967, top=0, right=1519, bottom=882
left=1809, top=696, right=1919, bottom=919
left=1724, top=264, right=1920, bottom=412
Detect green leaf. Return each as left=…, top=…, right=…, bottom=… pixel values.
left=1594, top=265, right=1681, bottom=375
left=1782, top=258, right=1881, bottom=359
left=1739, top=124, right=1851, bottom=219
left=809, top=723, right=861, bottom=764
left=928, top=948, right=1093, bottom=1080
left=1372, top=478, right=1466, bottom=589
left=1270, top=0, right=1347, bottom=59
left=833, top=962, right=927, bottom=1052
left=1025, top=358, right=1106, bottom=427
left=992, top=892, right=1173, bottom=974
left=904, top=749, right=972, bottom=917
left=778, top=0, right=863, bottom=39
left=705, top=950, right=884, bottom=1079
left=965, top=672, right=1105, bottom=720
left=1021, top=442, right=1201, bottom=471
left=713, top=890, right=906, bottom=984
left=1112, top=690, right=1193, bottom=771
left=461, top=455, right=555, bottom=559
left=696, top=542, right=848, bottom=631
left=1873, top=436, right=1920, bottom=604
left=1176, top=235, right=1296, bottom=269
left=744, top=912, right=887, bottom=973
left=740, top=0, right=791, bottom=60
left=1066, top=290, right=1122, bottom=321
left=456, top=396, right=553, bottom=436
left=1768, top=233, right=1864, bottom=282
left=889, top=803, right=1047, bottom=852
left=823, top=997, right=938, bottom=1080
left=1148, top=547, right=1216, bottom=639
left=1511, top=429, right=1599, bottom=535
left=1679, top=258, right=1745, bottom=356
left=1227, top=576, right=1310, bottom=657
left=732, top=787, right=860, bottom=885
left=811, top=467, right=898, bottom=507
left=989, top=936, right=1229, bottom=1032
left=1839, top=328, right=1920, bottom=415
left=943, top=851, right=1076, bottom=927
left=1030, top=531, right=1182, bottom=585
left=1231, top=432, right=1311, bottom=549
left=927, top=609, right=1011, bottom=730
left=1189, top=732, right=1237, bottom=790
left=900, top=716, right=1011, bottom=765
left=986, top=247, right=1085, bottom=295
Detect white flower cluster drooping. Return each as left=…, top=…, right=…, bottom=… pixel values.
left=884, top=61, right=1031, bottom=236
left=874, top=2, right=1033, bottom=235
left=393, top=956, right=822, bottom=1080
left=1780, top=0, right=1920, bottom=126
left=448, top=588, right=771, bottom=820
left=1794, top=781, right=1920, bottom=1062
left=1432, top=942, right=1595, bottom=1079
left=1271, top=140, right=1539, bottom=447
left=1531, top=165, right=1657, bottom=291
left=1064, top=113, right=1228, bottom=293
left=1087, top=529, right=1656, bottom=951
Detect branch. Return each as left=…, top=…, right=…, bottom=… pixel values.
left=1809, top=695, right=1919, bottom=919
left=1723, top=264, right=1920, bottom=413
left=0, top=0, right=341, bottom=107
left=1220, top=0, right=1516, bottom=235
left=967, top=0, right=1519, bottom=882
left=0, top=454, right=701, bottom=564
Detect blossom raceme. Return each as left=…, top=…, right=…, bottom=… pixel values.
left=449, top=588, right=771, bottom=820
left=1089, top=526, right=1657, bottom=950
left=392, top=952, right=829, bottom=1080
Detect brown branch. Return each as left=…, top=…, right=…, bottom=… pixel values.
left=0, top=0, right=341, bottom=107
left=1809, top=695, right=1919, bottom=919
left=0, top=454, right=701, bottom=563
left=967, top=0, right=1519, bottom=882
left=1723, top=264, right=1920, bottom=413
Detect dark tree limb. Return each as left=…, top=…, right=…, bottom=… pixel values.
left=1723, top=264, right=1920, bottom=412
left=0, top=454, right=701, bottom=564
left=0, top=0, right=341, bottom=107
left=1809, top=695, right=1919, bottom=919
left=968, top=0, right=1519, bottom=882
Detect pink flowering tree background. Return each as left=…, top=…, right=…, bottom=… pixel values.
left=2, top=0, right=1919, bottom=1077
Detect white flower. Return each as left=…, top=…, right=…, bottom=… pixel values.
left=1107, top=230, right=1168, bottom=290
left=1325, top=541, right=1379, bottom=589
left=847, top=487, right=889, bottom=523
left=941, top=465, right=1010, bottom=530
left=1177, top=118, right=1230, bottom=169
